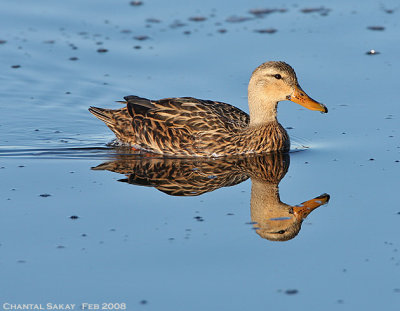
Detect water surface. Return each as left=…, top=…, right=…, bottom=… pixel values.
left=0, top=0, right=399, bottom=310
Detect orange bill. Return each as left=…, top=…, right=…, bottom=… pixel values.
left=287, top=85, right=328, bottom=113
left=293, top=193, right=330, bottom=220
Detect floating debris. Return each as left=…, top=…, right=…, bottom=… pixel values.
left=300, top=7, right=331, bottom=16
left=39, top=193, right=51, bottom=197
left=170, top=20, right=186, bottom=28
left=134, top=35, right=150, bottom=41
left=367, top=26, right=385, bottom=31
left=188, top=16, right=207, bottom=22
left=70, top=215, right=79, bottom=219
left=285, top=289, right=299, bottom=295
left=11, top=65, right=21, bottom=69
left=146, top=18, right=161, bottom=23
left=130, top=1, right=143, bottom=6
left=366, top=49, right=380, bottom=55
left=382, top=6, right=395, bottom=14
left=97, top=48, right=108, bottom=53
left=254, top=28, right=277, bottom=34
left=226, top=16, right=252, bottom=23
left=194, top=216, right=204, bottom=222
left=249, top=8, right=287, bottom=17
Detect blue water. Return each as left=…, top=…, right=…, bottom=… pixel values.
left=1, top=0, right=399, bottom=310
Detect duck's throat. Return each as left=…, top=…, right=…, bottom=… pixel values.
left=248, top=94, right=278, bottom=126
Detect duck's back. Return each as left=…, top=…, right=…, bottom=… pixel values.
left=90, top=95, right=251, bottom=156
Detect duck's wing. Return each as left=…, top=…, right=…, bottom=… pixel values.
left=124, top=96, right=250, bottom=156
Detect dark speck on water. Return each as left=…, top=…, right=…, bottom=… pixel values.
left=39, top=193, right=51, bottom=197
left=249, top=8, right=287, bottom=17
left=11, top=65, right=21, bottom=68
left=69, top=57, right=78, bottom=61
left=70, top=215, right=79, bottom=219
left=194, top=216, right=204, bottom=222
left=226, top=16, right=252, bottom=23
left=188, top=16, right=207, bottom=22
left=384, top=8, right=394, bottom=14
left=285, top=289, right=299, bottom=295
left=130, top=1, right=143, bottom=6
left=0, top=40, right=7, bottom=44
left=367, top=26, right=385, bottom=31
left=97, top=48, right=108, bottom=53
left=146, top=18, right=161, bottom=23
left=254, top=28, right=277, bottom=34
left=300, top=7, right=331, bottom=16
left=134, top=35, right=150, bottom=41
left=139, top=300, right=148, bottom=305
left=169, top=20, right=186, bottom=28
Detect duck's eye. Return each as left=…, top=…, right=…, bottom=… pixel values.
left=274, top=74, right=282, bottom=79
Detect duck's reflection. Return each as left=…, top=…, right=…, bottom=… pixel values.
left=93, top=152, right=329, bottom=242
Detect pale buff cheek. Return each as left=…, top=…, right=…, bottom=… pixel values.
left=263, top=82, right=292, bottom=100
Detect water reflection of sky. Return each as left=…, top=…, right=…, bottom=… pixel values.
left=0, top=0, right=399, bottom=310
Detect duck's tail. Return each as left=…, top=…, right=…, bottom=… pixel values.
left=89, top=106, right=135, bottom=144
left=89, top=107, right=114, bottom=125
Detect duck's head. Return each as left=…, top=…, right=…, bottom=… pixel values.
left=248, top=61, right=327, bottom=124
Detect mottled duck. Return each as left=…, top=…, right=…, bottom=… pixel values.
left=89, top=61, right=327, bottom=157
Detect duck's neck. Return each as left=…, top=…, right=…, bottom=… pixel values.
left=248, top=83, right=278, bottom=126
